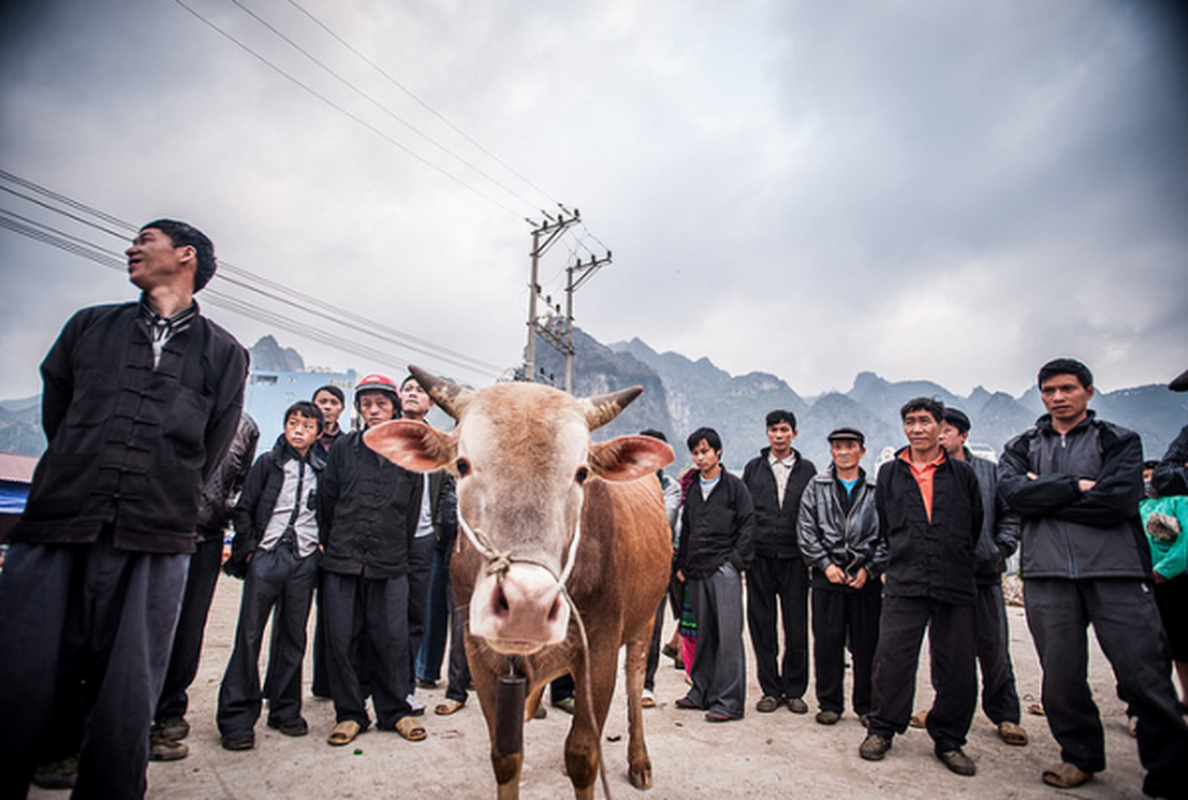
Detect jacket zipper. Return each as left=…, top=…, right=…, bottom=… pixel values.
left=1058, top=432, right=1077, bottom=577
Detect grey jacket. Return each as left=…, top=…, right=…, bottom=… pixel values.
left=796, top=466, right=884, bottom=580
left=965, top=451, right=1020, bottom=583
left=998, top=412, right=1149, bottom=580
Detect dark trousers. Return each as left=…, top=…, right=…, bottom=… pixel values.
left=685, top=562, right=747, bottom=718
left=157, top=534, right=223, bottom=721
left=407, top=535, right=435, bottom=686
left=0, top=536, right=188, bottom=800
left=310, top=573, right=331, bottom=698
left=746, top=554, right=809, bottom=700
left=444, top=586, right=471, bottom=704
left=812, top=583, right=881, bottom=715
left=868, top=595, right=977, bottom=752
left=415, top=546, right=451, bottom=682
left=644, top=599, right=666, bottom=691
left=324, top=572, right=412, bottom=729
left=1025, top=578, right=1188, bottom=798
left=974, top=580, right=1021, bottom=725
left=218, top=547, right=319, bottom=734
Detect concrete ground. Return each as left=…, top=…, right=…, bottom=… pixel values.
left=29, top=577, right=1153, bottom=799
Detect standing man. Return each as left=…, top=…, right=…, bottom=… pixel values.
left=797, top=427, right=884, bottom=727
left=674, top=427, right=755, bottom=722
left=860, top=398, right=983, bottom=777
left=934, top=409, right=1027, bottom=747
left=1152, top=367, right=1188, bottom=497
left=309, top=383, right=347, bottom=698
left=742, top=410, right=816, bottom=714
left=313, top=384, right=347, bottom=459
left=999, top=358, right=1188, bottom=796
left=320, top=373, right=425, bottom=745
left=0, top=220, right=248, bottom=798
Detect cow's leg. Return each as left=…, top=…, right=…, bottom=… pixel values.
left=468, top=643, right=524, bottom=799
left=564, top=641, right=618, bottom=799
left=624, top=631, right=653, bottom=789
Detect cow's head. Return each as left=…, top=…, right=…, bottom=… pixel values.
left=365, top=366, right=673, bottom=655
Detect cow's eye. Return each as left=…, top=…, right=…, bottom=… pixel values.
left=575, top=466, right=589, bottom=484
left=456, top=458, right=471, bottom=477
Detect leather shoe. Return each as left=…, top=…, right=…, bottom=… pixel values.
left=787, top=697, right=809, bottom=714
left=937, top=747, right=976, bottom=776
left=756, top=695, right=783, bottom=713
left=815, top=710, right=840, bottom=725
left=859, top=733, right=892, bottom=761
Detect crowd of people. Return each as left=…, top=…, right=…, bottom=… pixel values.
left=0, top=218, right=1186, bottom=799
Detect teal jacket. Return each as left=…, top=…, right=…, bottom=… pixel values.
left=1140, top=494, right=1188, bottom=581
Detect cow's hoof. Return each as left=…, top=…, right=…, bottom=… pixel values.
left=629, top=762, right=653, bottom=790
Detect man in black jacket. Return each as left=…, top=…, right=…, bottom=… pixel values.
left=999, top=358, right=1188, bottom=797
left=320, top=373, right=426, bottom=746
left=860, top=398, right=983, bottom=777
left=742, top=410, right=816, bottom=714
left=674, top=427, right=756, bottom=722
left=0, top=220, right=248, bottom=799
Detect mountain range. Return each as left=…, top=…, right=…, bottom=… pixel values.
left=2, top=331, right=1185, bottom=476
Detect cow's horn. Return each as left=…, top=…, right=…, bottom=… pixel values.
left=409, top=365, right=475, bottom=420
left=580, top=386, right=643, bottom=431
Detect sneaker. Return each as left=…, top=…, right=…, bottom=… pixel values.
left=756, top=695, right=783, bottom=713
left=786, top=697, right=809, bottom=714
left=641, top=688, right=656, bottom=708
left=936, top=747, right=976, bottom=776
left=221, top=730, right=255, bottom=751
left=815, top=710, right=841, bottom=725
left=155, top=715, right=190, bottom=741
left=406, top=694, right=426, bottom=716
left=32, top=756, right=78, bottom=790
left=859, top=733, right=892, bottom=761
left=552, top=696, right=576, bottom=714
left=149, top=732, right=189, bottom=762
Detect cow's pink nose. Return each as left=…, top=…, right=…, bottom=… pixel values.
left=470, top=566, right=571, bottom=652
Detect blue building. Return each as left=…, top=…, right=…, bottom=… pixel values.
left=245, top=369, right=357, bottom=450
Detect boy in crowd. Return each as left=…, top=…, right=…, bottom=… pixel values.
left=742, top=410, right=816, bottom=714
left=313, top=384, right=347, bottom=458
left=860, top=398, right=983, bottom=777
left=320, top=374, right=425, bottom=745
left=797, top=427, right=884, bottom=727
left=218, top=402, right=325, bottom=750
left=674, top=427, right=755, bottom=722
left=310, top=384, right=347, bottom=699
left=999, top=358, right=1188, bottom=795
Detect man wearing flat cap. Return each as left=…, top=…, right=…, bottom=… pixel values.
left=1153, top=367, right=1188, bottom=497
left=797, top=427, right=884, bottom=727
left=0, top=220, right=248, bottom=798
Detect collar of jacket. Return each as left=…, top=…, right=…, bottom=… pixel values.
left=1035, top=409, right=1098, bottom=436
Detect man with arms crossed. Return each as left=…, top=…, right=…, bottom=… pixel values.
left=999, top=358, right=1188, bottom=796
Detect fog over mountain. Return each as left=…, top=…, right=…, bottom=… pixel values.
left=2, top=332, right=1185, bottom=478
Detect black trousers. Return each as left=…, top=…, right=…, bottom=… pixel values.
left=407, top=535, right=435, bottom=687
left=1025, top=578, right=1188, bottom=798
left=157, top=533, right=224, bottom=721
left=974, top=580, right=1021, bottom=725
left=868, top=595, right=977, bottom=752
left=746, top=554, right=809, bottom=700
left=811, top=582, right=881, bottom=715
left=0, top=535, right=188, bottom=800
left=444, top=585, right=471, bottom=704
left=324, top=572, right=412, bottom=728
left=217, top=546, right=319, bottom=734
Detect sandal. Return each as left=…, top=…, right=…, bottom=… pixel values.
left=435, top=699, right=466, bottom=716
left=327, top=720, right=361, bottom=746
left=909, top=710, right=928, bottom=728
left=394, top=716, right=427, bottom=742
left=1042, top=763, right=1094, bottom=788
left=997, top=721, right=1028, bottom=746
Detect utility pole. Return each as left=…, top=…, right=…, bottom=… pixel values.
left=523, top=207, right=611, bottom=391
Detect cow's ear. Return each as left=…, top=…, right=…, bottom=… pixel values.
left=364, top=420, right=456, bottom=473
left=589, top=436, right=675, bottom=482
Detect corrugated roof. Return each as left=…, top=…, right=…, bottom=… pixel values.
left=0, top=452, right=39, bottom=484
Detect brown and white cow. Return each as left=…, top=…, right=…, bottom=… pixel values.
left=364, top=367, right=673, bottom=799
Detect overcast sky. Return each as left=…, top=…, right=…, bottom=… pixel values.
left=2, top=0, right=1186, bottom=403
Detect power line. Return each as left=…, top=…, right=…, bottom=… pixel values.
left=0, top=170, right=507, bottom=379
left=172, top=0, right=528, bottom=221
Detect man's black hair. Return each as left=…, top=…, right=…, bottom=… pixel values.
left=765, top=409, right=797, bottom=430
left=899, top=396, right=945, bottom=424
left=312, top=384, right=345, bottom=405
left=1037, top=358, right=1094, bottom=390
left=1144, top=460, right=1161, bottom=471
left=141, top=219, right=217, bottom=292
left=640, top=429, right=668, bottom=443
left=686, top=426, right=722, bottom=453
left=285, top=400, right=325, bottom=435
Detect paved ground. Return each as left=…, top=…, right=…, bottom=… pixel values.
left=30, top=577, right=1152, bottom=799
